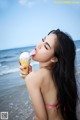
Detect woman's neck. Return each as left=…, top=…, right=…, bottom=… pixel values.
left=39, top=60, right=51, bottom=68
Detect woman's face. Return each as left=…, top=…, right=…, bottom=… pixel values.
left=32, top=34, right=57, bottom=63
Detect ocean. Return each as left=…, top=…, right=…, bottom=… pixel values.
left=0, top=41, right=80, bottom=120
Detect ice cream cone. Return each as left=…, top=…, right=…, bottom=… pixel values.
left=19, top=52, right=30, bottom=73
left=19, top=49, right=36, bottom=73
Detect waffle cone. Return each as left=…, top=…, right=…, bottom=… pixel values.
left=20, top=58, right=30, bottom=73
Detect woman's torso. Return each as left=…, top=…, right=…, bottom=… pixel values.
left=40, top=68, right=63, bottom=120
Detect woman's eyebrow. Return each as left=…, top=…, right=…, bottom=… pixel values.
left=45, top=42, right=51, bottom=49
left=43, top=36, right=51, bottom=48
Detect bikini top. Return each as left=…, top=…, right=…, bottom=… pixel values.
left=45, top=103, right=61, bottom=109
left=29, top=95, right=61, bottom=109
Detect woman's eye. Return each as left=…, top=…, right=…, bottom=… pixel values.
left=44, top=45, right=48, bottom=50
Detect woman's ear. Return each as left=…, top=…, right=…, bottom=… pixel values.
left=51, top=57, right=58, bottom=63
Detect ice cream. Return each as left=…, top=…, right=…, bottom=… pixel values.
left=19, top=52, right=30, bottom=73
left=19, top=48, right=36, bottom=73
left=30, top=48, right=36, bottom=56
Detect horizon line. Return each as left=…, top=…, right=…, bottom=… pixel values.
left=0, top=44, right=36, bottom=51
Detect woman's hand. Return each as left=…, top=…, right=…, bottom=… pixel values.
left=19, top=65, right=32, bottom=79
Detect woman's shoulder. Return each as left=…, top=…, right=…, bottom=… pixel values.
left=25, top=68, right=49, bottom=87
left=27, top=68, right=49, bottom=78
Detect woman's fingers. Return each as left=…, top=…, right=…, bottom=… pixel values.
left=19, top=69, right=28, bottom=79
left=20, top=69, right=28, bottom=75
left=19, top=66, right=27, bottom=79
left=19, top=65, right=32, bottom=78
left=19, top=65, right=24, bottom=70
left=29, top=65, right=32, bottom=73
left=20, top=65, right=32, bottom=71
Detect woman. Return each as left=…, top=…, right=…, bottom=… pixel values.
left=20, top=29, right=78, bottom=120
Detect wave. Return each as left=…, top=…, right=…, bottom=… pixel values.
left=0, top=61, right=39, bottom=76
left=0, top=59, right=17, bottom=64
left=0, top=68, right=19, bottom=76
left=0, top=61, right=8, bottom=64
left=0, top=55, right=14, bottom=59
left=0, top=63, right=9, bottom=68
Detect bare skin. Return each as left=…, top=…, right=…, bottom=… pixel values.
left=20, top=34, right=63, bottom=120
left=20, top=66, right=63, bottom=120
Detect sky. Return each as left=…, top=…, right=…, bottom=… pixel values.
left=0, top=0, right=80, bottom=50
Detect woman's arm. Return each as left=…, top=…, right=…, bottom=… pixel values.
left=25, top=71, right=48, bottom=120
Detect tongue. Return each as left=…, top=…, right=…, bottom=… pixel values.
left=30, top=49, right=36, bottom=56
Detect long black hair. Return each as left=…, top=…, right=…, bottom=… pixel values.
left=48, top=29, right=78, bottom=120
